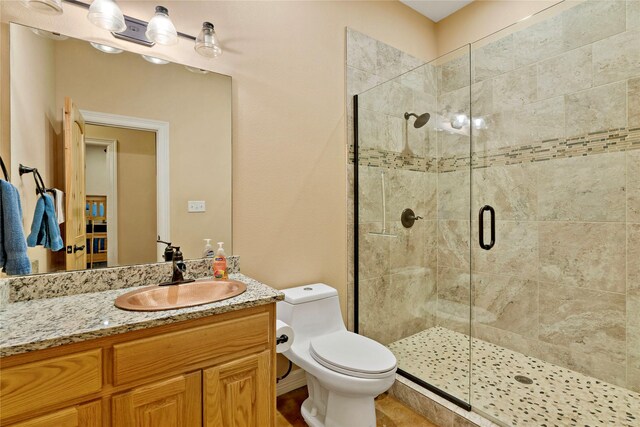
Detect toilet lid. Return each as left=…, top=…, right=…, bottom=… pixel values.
left=309, top=331, right=397, bottom=379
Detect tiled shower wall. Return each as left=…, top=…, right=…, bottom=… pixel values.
left=435, top=0, right=640, bottom=391
left=348, top=0, right=639, bottom=393
left=346, top=28, right=440, bottom=344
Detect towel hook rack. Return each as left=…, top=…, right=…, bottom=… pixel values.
left=18, top=164, right=51, bottom=195
left=0, top=155, right=8, bottom=181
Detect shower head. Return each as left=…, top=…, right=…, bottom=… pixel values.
left=404, top=112, right=431, bottom=128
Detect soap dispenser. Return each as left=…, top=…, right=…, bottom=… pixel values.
left=203, top=239, right=215, bottom=257
left=213, top=242, right=228, bottom=280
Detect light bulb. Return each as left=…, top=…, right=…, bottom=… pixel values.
left=90, top=42, right=123, bottom=54
left=20, top=0, right=63, bottom=15
left=31, top=28, right=68, bottom=41
left=142, top=55, right=170, bottom=65
left=146, top=6, right=178, bottom=46
left=185, top=66, right=210, bottom=74
left=195, top=22, right=222, bottom=58
left=87, top=0, right=126, bottom=32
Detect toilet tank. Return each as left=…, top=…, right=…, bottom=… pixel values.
left=277, top=284, right=346, bottom=340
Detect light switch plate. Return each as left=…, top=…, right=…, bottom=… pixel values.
left=188, top=201, right=206, bottom=213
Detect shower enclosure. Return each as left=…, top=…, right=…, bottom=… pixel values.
left=353, top=1, right=640, bottom=425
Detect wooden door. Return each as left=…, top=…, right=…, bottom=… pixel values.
left=63, top=97, right=86, bottom=270
left=7, top=401, right=101, bottom=427
left=203, top=351, right=272, bottom=427
left=111, top=372, right=201, bottom=427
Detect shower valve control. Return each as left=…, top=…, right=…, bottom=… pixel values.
left=401, top=208, right=422, bottom=228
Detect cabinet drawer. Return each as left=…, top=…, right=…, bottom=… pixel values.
left=113, top=312, right=270, bottom=385
left=1, top=350, right=102, bottom=421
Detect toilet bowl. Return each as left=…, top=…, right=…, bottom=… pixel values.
left=277, top=284, right=397, bottom=427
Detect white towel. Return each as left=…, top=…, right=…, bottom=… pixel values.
left=53, top=189, right=65, bottom=224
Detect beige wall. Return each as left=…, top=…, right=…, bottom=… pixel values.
left=85, top=144, right=108, bottom=196
left=85, top=125, right=157, bottom=266
left=9, top=23, right=59, bottom=274
left=435, top=0, right=560, bottom=55
left=0, top=1, right=438, bottom=318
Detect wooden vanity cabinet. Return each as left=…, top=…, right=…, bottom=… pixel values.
left=0, top=304, right=276, bottom=427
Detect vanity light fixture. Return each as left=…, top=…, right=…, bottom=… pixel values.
left=194, top=22, right=222, bottom=58
left=142, top=54, right=170, bottom=65
left=25, top=0, right=224, bottom=60
left=90, top=41, right=123, bottom=54
left=87, top=0, right=126, bottom=32
left=145, top=6, right=178, bottom=46
left=20, top=0, right=63, bottom=15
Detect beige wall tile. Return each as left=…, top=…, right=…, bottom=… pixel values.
left=537, top=153, right=626, bottom=221
left=629, top=152, right=640, bottom=223
left=472, top=164, right=537, bottom=220
left=389, top=220, right=436, bottom=273
left=360, top=270, right=437, bottom=345
left=358, top=166, right=384, bottom=222
left=562, top=0, right=626, bottom=50
left=629, top=0, right=640, bottom=30
left=437, top=170, right=470, bottom=220
left=377, top=41, right=404, bottom=80
left=438, top=220, right=470, bottom=270
left=511, top=96, right=566, bottom=144
left=629, top=223, right=640, bottom=292
left=528, top=335, right=627, bottom=387
left=492, top=65, right=537, bottom=110
left=539, top=222, right=626, bottom=294
left=358, top=222, right=390, bottom=280
left=473, top=273, right=538, bottom=338
left=437, top=267, right=472, bottom=334
left=471, top=111, right=512, bottom=152
left=472, top=35, right=514, bottom=82
left=537, top=45, right=592, bottom=100
left=438, top=53, right=470, bottom=95
left=564, top=81, right=627, bottom=137
left=538, top=282, right=626, bottom=364
left=472, top=220, right=538, bottom=278
left=629, top=77, right=640, bottom=129
left=512, top=14, right=565, bottom=68
left=592, top=30, right=640, bottom=86
left=346, top=28, right=378, bottom=72
left=387, top=169, right=435, bottom=221
left=438, top=131, right=471, bottom=158
left=471, top=79, right=493, bottom=116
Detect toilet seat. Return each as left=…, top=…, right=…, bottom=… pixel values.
left=309, top=331, right=397, bottom=379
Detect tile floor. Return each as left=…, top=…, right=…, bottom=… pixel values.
left=276, top=386, right=438, bottom=427
left=389, top=327, right=640, bottom=427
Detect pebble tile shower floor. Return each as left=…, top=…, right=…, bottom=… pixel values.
left=388, top=327, right=639, bottom=427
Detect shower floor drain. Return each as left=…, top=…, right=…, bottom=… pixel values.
left=514, top=375, right=533, bottom=384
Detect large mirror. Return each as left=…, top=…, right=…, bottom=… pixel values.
left=0, top=22, right=232, bottom=276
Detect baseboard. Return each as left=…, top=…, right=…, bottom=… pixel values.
left=276, top=368, right=307, bottom=396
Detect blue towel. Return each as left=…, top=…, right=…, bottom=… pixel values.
left=27, top=193, right=63, bottom=252
left=0, top=180, right=31, bottom=275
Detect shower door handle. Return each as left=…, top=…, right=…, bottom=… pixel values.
left=479, top=205, right=495, bottom=250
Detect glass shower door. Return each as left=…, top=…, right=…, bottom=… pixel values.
left=355, top=44, right=472, bottom=407
left=469, top=1, right=640, bottom=425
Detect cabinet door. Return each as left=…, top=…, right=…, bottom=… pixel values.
left=8, top=400, right=101, bottom=427
left=112, top=372, right=201, bottom=427
left=204, top=350, right=273, bottom=427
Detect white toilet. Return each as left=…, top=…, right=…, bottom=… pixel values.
left=277, top=284, right=397, bottom=427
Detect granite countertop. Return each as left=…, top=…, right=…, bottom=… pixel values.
left=0, top=273, right=284, bottom=358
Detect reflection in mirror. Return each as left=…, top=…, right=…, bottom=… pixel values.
left=0, top=23, right=232, bottom=277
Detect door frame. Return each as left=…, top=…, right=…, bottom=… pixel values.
left=81, top=110, right=170, bottom=262
left=85, top=137, right=118, bottom=267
